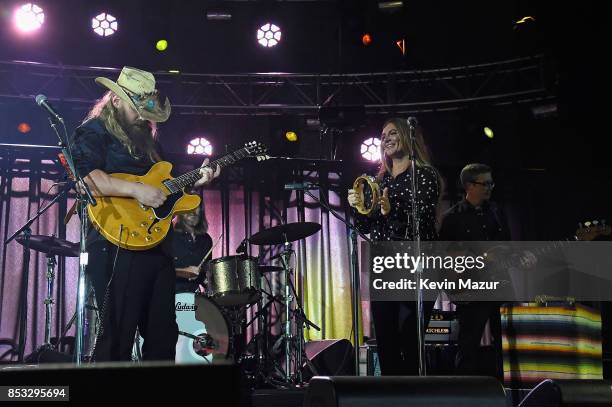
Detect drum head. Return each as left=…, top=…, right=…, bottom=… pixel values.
left=208, top=254, right=257, bottom=265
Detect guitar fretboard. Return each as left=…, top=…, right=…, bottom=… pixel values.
left=163, top=148, right=250, bottom=193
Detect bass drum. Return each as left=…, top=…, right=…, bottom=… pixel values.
left=133, top=292, right=230, bottom=363
left=175, top=292, right=230, bottom=364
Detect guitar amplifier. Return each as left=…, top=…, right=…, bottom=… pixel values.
left=364, top=342, right=458, bottom=376
left=364, top=311, right=459, bottom=376
left=426, top=310, right=458, bottom=344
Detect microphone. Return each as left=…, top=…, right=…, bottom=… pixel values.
left=407, top=116, right=418, bottom=127
left=35, top=94, right=63, bottom=122
left=284, top=182, right=319, bottom=190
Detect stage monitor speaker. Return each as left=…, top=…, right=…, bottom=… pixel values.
left=0, top=361, right=244, bottom=404
left=303, top=339, right=354, bottom=379
left=518, top=379, right=612, bottom=407
left=303, top=376, right=506, bottom=407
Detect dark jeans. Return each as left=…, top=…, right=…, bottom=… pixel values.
left=87, top=240, right=178, bottom=362
left=371, top=300, right=434, bottom=375
left=454, top=302, right=503, bottom=378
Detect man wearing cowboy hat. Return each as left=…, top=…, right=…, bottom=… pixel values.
left=70, top=67, right=219, bottom=362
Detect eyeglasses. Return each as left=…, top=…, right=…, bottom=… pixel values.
left=472, top=181, right=495, bottom=188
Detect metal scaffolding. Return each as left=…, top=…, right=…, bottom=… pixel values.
left=0, top=55, right=555, bottom=117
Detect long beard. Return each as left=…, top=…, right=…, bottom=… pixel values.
left=116, top=109, right=157, bottom=160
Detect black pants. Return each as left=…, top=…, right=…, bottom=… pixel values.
left=87, top=240, right=178, bottom=362
left=454, top=302, right=503, bottom=378
left=371, top=301, right=434, bottom=375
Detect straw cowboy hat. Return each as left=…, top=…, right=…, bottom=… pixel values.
left=95, top=66, right=171, bottom=123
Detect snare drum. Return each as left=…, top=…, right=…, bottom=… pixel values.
left=206, top=255, right=261, bottom=306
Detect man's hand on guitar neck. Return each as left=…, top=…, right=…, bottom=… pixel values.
left=194, top=158, right=221, bottom=188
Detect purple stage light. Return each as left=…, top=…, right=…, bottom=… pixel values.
left=14, top=3, right=44, bottom=33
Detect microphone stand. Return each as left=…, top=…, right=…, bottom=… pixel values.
left=407, top=118, right=426, bottom=376
left=300, top=187, right=371, bottom=376
left=46, top=115, right=96, bottom=365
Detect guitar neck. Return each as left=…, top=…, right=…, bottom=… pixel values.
left=165, top=148, right=250, bottom=193
left=499, top=237, right=576, bottom=270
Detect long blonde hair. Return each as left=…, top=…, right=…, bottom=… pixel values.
left=376, top=117, right=433, bottom=180
left=174, top=205, right=209, bottom=235
left=83, top=91, right=160, bottom=162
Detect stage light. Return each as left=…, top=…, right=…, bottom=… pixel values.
left=483, top=127, right=494, bottom=139
left=187, top=137, right=213, bottom=156
left=257, top=23, right=281, bottom=48
left=92, top=13, right=118, bottom=37
left=531, top=103, right=558, bottom=119
left=156, top=39, right=168, bottom=51
left=360, top=137, right=381, bottom=162
left=362, top=33, right=372, bottom=46
left=17, top=122, right=31, bottom=133
left=206, top=10, right=232, bottom=21
left=514, top=16, right=535, bottom=30
left=396, top=38, right=406, bottom=55
left=14, top=3, right=44, bottom=33
left=285, top=131, right=298, bottom=142
left=378, top=1, right=403, bottom=12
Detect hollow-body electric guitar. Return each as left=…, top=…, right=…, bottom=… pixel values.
left=87, top=141, right=268, bottom=251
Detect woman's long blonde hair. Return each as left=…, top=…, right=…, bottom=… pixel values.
left=377, top=117, right=445, bottom=201
left=83, top=91, right=160, bottom=162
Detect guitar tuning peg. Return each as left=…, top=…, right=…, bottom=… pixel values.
left=602, top=219, right=607, bottom=226
left=593, top=220, right=599, bottom=226
left=578, top=222, right=583, bottom=229
left=584, top=221, right=592, bottom=228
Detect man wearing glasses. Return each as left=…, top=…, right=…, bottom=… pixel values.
left=439, top=163, right=511, bottom=378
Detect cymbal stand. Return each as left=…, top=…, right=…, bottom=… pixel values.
left=241, top=289, right=283, bottom=387
left=43, top=253, right=57, bottom=347
left=278, top=238, right=294, bottom=383
left=21, top=246, right=59, bottom=362
left=277, top=235, right=320, bottom=385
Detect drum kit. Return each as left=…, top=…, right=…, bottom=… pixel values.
left=169, top=221, right=323, bottom=388
left=15, top=221, right=322, bottom=388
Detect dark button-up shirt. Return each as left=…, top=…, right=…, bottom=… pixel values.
left=172, top=231, right=213, bottom=268
left=71, top=118, right=157, bottom=178
left=70, top=118, right=173, bottom=252
left=439, top=198, right=510, bottom=241
left=173, top=231, right=212, bottom=292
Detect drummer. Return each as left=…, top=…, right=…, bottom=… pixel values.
left=173, top=203, right=213, bottom=293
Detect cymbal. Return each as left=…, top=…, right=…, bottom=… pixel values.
left=258, top=265, right=284, bottom=273
left=248, top=222, right=321, bottom=246
left=15, top=235, right=79, bottom=257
